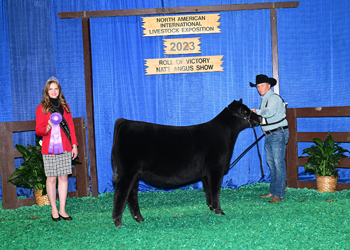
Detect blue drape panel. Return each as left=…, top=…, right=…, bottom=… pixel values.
left=279, top=1, right=350, bottom=108
left=0, top=1, right=12, bottom=123
left=0, top=0, right=349, bottom=199
left=0, top=0, right=12, bottom=200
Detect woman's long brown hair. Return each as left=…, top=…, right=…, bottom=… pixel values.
left=40, top=78, right=70, bottom=114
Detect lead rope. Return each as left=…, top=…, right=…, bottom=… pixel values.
left=253, top=127, right=264, bottom=178
left=228, top=127, right=265, bottom=179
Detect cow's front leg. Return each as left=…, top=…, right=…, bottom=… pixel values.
left=208, top=172, right=225, bottom=215
left=202, top=176, right=213, bottom=210
left=127, top=177, right=144, bottom=223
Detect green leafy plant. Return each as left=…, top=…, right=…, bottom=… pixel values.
left=301, top=132, right=349, bottom=178
left=8, top=138, right=81, bottom=195
left=8, top=138, right=47, bottom=194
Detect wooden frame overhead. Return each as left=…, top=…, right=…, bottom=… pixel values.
left=58, top=2, right=299, bottom=18
left=58, top=2, right=300, bottom=197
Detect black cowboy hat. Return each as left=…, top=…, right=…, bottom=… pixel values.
left=249, top=74, right=277, bottom=87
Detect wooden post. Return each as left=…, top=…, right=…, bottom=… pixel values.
left=0, top=122, right=18, bottom=209
left=285, top=108, right=298, bottom=188
left=82, top=18, right=99, bottom=198
left=270, top=7, right=280, bottom=94
left=74, top=118, right=90, bottom=197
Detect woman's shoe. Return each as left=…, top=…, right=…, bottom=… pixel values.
left=51, top=215, right=61, bottom=222
left=59, top=214, right=73, bottom=221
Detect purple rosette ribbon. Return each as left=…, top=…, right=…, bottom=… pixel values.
left=48, top=112, right=64, bottom=154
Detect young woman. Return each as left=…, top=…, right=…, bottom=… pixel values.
left=35, top=77, right=78, bottom=221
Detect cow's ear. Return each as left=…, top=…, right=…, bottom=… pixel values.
left=239, top=99, right=242, bottom=103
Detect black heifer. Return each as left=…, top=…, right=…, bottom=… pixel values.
left=111, top=99, right=261, bottom=227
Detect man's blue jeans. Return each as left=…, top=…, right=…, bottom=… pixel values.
left=264, top=128, right=289, bottom=198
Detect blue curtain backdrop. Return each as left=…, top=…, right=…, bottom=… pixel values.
left=0, top=0, right=349, bottom=198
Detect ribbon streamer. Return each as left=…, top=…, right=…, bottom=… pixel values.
left=48, top=112, right=64, bottom=154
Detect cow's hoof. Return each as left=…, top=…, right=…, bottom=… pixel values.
left=134, top=215, right=145, bottom=223
left=115, top=222, right=124, bottom=228
left=214, top=209, right=225, bottom=215
left=113, top=219, right=124, bottom=228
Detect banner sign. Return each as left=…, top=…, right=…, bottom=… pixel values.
left=142, top=14, right=221, bottom=36
left=163, top=38, right=201, bottom=55
left=144, top=55, right=223, bottom=75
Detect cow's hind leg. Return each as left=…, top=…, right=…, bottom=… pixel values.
left=207, top=172, right=225, bottom=215
left=112, top=174, right=138, bottom=227
left=127, top=177, right=144, bottom=223
left=202, top=177, right=213, bottom=210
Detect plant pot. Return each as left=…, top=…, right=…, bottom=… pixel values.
left=33, top=189, right=50, bottom=206
left=316, top=175, right=338, bottom=193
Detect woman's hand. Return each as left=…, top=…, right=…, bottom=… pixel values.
left=46, top=120, right=53, bottom=133
left=72, top=145, right=78, bottom=160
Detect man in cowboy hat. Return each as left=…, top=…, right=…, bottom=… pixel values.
left=250, top=74, right=289, bottom=202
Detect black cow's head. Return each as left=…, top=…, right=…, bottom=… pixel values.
left=227, top=99, right=261, bottom=127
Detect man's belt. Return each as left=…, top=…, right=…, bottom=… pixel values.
left=265, top=126, right=288, bottom=135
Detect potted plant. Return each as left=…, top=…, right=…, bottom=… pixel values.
left=301, top=132, right=349, bottom=193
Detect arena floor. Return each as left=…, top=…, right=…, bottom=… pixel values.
left=1, top=183, right=349, bottom=249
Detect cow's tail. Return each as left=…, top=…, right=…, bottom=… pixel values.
left=111, top=118, right=125, bottom=174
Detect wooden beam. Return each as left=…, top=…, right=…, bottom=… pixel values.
left=58, top=2, right=300, bottom=19
left=295, top=106, right=350, bottom=117
left=82, top=18, right=99, bottom=198
left=11, top=121, right=36, bottom=132
left=270, top=8, right=280, bottom=94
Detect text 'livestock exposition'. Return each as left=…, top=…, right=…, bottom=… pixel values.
left=142, top=14, right=221, bottom=36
